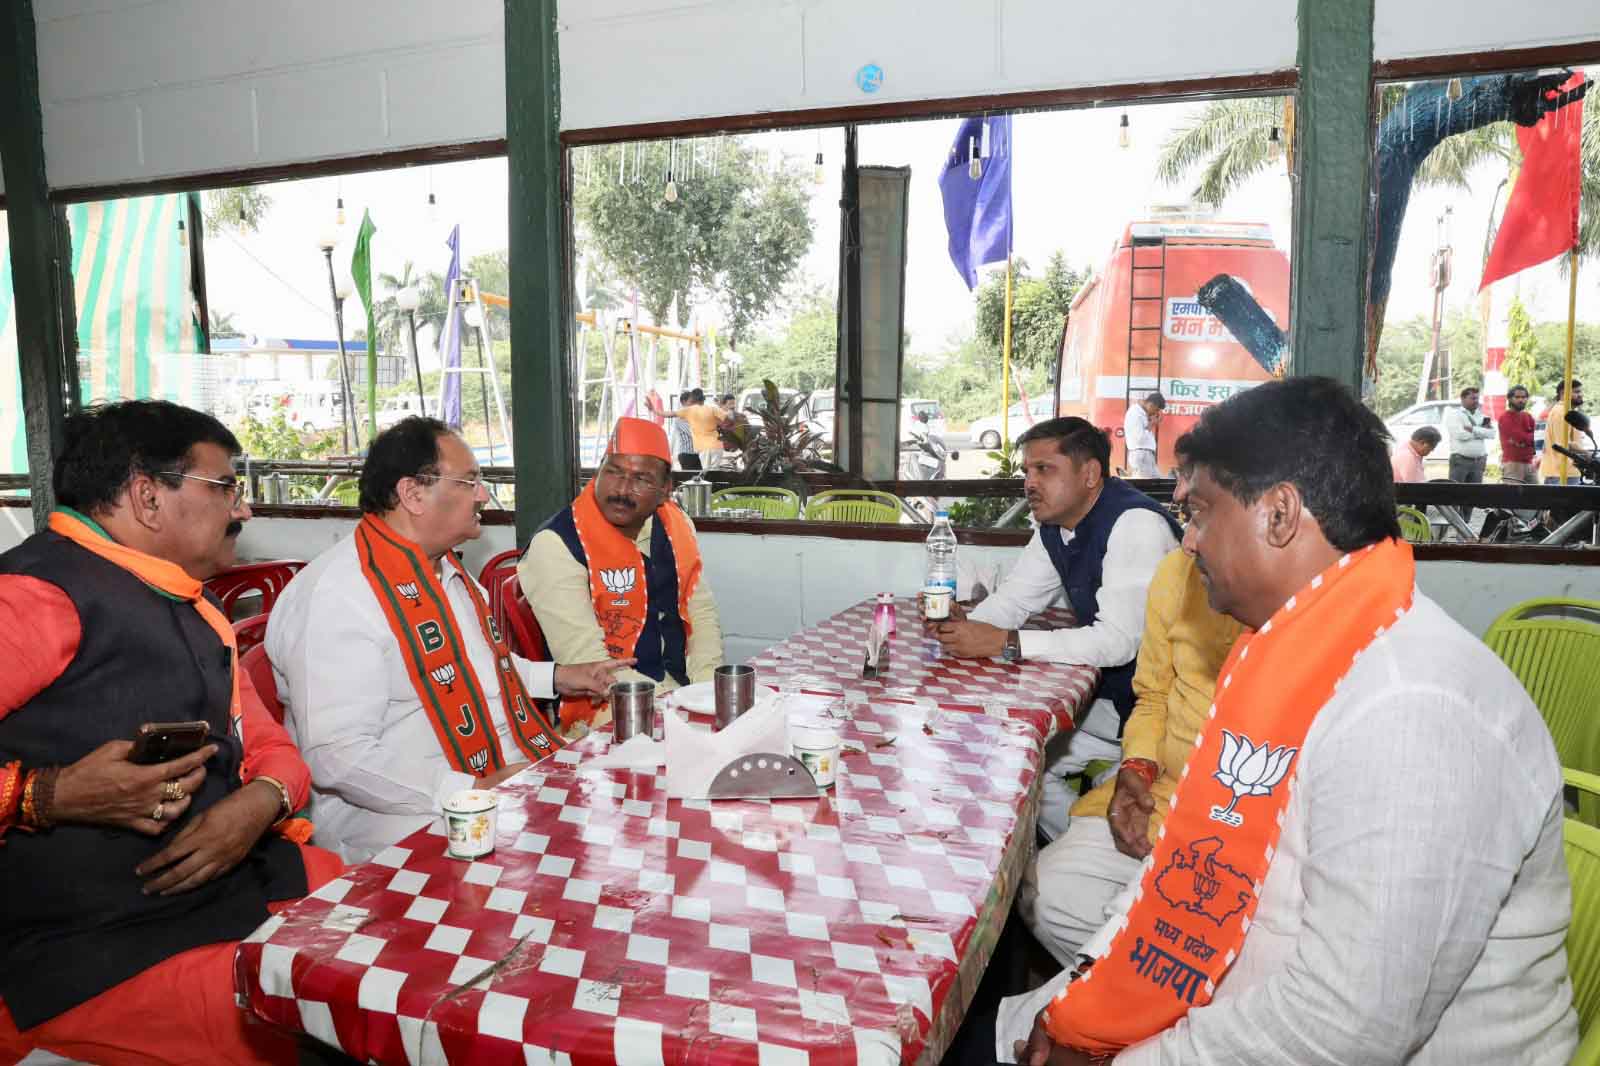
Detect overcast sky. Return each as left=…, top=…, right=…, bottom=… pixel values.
left=204, top=84, right=1598, bottom=362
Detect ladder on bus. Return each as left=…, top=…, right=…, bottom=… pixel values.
left=1125, top=234, right=1168, bottom=461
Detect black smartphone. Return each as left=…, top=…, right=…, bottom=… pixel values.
left=129, top=721, right=212, bottom=765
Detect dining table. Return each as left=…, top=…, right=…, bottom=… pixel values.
left=235, top=598, right=1103, bottom=1064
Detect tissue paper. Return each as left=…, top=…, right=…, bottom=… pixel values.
left=663, top=688, right=791, bottom=799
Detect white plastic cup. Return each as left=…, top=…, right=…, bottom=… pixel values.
left=443, top=788, right=499, bottom=859
left=790, top=719, right=842, bottom=789
left=922, top=585, right=953, bottom=621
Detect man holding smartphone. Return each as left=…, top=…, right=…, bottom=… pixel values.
left=0, top=401, right=342, bottom=1065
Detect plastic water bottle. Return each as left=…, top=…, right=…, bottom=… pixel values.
left=925, top=510, right=958, bottom=597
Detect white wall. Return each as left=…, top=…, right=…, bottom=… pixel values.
left=556, top=0, right=1299, bottom=132
left=1375, top=0, right=1600, bottom=62
left=230, top=516, right=1600, bottom=659
left=34, top=0, right=506, bottom=192
left=0, top=506, right=34, bottom=551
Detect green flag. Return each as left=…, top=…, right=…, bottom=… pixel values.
left=351, top=209, right=378, bottom=439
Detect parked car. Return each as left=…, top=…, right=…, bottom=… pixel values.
left=1385, top=399, right=1505, bottom=477
left=901, top=398, right=947, bottom=441
left=969, top=395, right=1055, bottom=450
left=376, top=394, right=438, bottom=428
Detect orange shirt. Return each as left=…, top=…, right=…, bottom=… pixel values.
left=681, top=404, right=726, bottom=451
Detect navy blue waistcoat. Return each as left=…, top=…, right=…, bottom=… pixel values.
left=1039, top=478, right=1182, bottom=731
left=540, top=508, right=691, bottom=686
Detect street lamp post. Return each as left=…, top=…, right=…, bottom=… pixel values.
left=396, top=286, right=426, bottom=415
left=318, top=235, right=361, bottom=453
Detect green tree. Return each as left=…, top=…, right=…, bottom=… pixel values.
left=574, top=139, right=814, bottom=343
left=1501, top=297, right=1540, bottom=393
left=1372, top=308, right=1486, bottom=418
left=202, top=186, right=272, bottom=236
left=732, top=287, right=838, bottom=392
left=973, top=253, right=1086, bottom=373
left=467, top=249, right=511, bottom=337
left=209, top=308, right=245, bottom=340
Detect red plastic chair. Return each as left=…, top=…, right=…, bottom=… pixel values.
left=233, top=614, right=270, bottom=657
left=478, top=549, right=521, bottom=637
left=205, top=560, right=307, bottom=622
left=502, top=574, right=549, bottom=662
left=240, top=641, right=285, bottom=724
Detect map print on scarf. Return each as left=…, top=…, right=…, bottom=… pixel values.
left=1154, top=837, right=1253, bottom=926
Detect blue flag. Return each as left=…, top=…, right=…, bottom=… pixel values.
left=939, top=115, right=1012, bottom=290
left=439, top=225, right=463, bottom=428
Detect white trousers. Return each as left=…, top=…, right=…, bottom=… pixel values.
left=1036, top=699, right=1123, bottom=841
left=1128, top=448, right=1158, bottom=478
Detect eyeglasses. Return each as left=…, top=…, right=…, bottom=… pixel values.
left=417, top=472, right=487, bottom=492
left=599, top=466, right=666, bottom=494
left=171, top=472, right=246, bottom=506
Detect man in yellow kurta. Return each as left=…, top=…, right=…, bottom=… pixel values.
left=1016, top=546, right=1243, bottom=965
left=519, top=418, right=723, bottom=737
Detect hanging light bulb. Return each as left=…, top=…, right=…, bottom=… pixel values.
left=664, top=169, right=678, bottom=203
left=237, top=196, right=247, bottom=224
left=335, top=195, right=346, bottom=227
left=1118, top=113, right=1131, bottom=149
left=176, top=217, right=187, bottom=248
left=813, top=151, right=825, bottom=185
left=1446, top=77, right=1463, bottom=101
left=1267, top=125, right=1283, bottom=163
left=968, top=135, right=983, bottom=179
left=426, top=191, right=437, bottom=223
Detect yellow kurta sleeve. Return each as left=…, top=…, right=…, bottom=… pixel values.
left=1069, top=548, right=1186, bottom=821
left=683, top=552, right=724, bottom=683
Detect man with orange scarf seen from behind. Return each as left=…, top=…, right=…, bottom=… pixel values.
left=521, top=417, right=723, bottom=736
left=1002, top=378, right=1575, bottom=1066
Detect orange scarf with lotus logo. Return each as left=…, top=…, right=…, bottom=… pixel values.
left=1045, top=537, right=1415, bottom=1053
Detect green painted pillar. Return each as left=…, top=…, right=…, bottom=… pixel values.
left=0, top=0, right=75, bottom=527
left=1290, top=0, right=1374, bottom=393
left=505, top=0, right=575, bottom=546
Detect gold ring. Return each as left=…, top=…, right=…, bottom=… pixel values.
left=162, top=780, right=185, bottom=802
left=152, top=801, right=165, bottom=822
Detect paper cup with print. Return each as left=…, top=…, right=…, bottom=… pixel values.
left=790, top=718, right=842, bottom=789
left=443, top=788, right=499, bottom=859
left=922, top=585, right=954, bottom=620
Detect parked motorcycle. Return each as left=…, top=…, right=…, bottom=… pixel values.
left=898, top=420, right=956, bottom=522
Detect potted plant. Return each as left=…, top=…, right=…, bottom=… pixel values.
left=719, top=379, right=840, bottom=500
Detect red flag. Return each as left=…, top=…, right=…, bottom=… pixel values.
left=1480, top=74, right=1585, bottom=291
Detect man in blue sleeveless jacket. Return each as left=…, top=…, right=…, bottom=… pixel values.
left=932, top=417, right=1179, bottom=839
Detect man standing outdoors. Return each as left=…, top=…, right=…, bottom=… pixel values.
left=667, top=390, right=698, bottom=471
left=663, top=389, right=729, bottom=471
left=1010, top=377, right=1574, bottom=1066
left=930, top=417, right=1179, bottom=838
left=268, top=417, right=626, bottom=862
left=1444, top=386, right=1495, bottom=482
left=1390, top=425, right=1441, bottom=483
left=1122, top=392, right=1165, bottom=479
left=1541, top=378, right=1585, bottom=484
left=0, top=400, right=341, bottom=1064
left=1498, top=384, right=1537, bottom=484
left=521, top=417, right=723, bottom=736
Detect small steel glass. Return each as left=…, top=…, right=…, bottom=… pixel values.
left=713, top=664, right=756, bottom=730
left=610, top=681, right=655, bottom=743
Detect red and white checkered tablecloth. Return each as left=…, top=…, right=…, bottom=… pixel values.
left=748, top=598, right=1099, bottom=738
left=236, top=700, right=1044, bottom=1065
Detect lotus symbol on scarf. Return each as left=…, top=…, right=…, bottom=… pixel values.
left=1208, top=730, right=1297, bottom=827
left=430, top=664, right=457, bottom=692
left=600, top=567, right=637, bottom=596
left=394, top=581, right=421, bottom=605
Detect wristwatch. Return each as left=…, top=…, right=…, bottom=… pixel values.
left=1001, top=630, right=1023, bottom=663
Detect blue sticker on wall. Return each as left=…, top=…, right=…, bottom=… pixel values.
left=856, top=64, right=884, bottom=94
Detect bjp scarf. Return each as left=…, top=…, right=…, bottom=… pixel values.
left=353, top=514, right=563, bottom=774
left=1045, top=537, right=1415, bottom=1053
left=559, top=482, right=702, bottom=732
left=47, top=508, right=315, bottom=842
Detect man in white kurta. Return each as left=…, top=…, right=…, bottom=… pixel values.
left=268, top=419, right=622, bottom=862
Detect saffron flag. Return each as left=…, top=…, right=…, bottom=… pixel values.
left=1480, top=75, right=1586, bottom=291
left=939, top=115, right=1012, bottom=289
left=439, top=225, right=463, bottom=428
left=351, top=209, right=378, bottom=439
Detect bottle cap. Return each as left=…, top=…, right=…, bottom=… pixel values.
left=935, top=509, right=949, bottom=518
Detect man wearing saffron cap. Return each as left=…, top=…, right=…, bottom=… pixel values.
left=993, top=378, right=1573, bottom=1065
left=520, top=416, right=724, bottom=736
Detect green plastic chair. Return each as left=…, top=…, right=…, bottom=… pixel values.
left=1396, top=505, right=1433, bottom=543
left=710, top=486, right=801, bottom=519
left=1564, top=768, right=1600, bottom=1064
left=1484, top=600, right=1600, bottom=798
left=805, top=489, right=902, bottom=524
